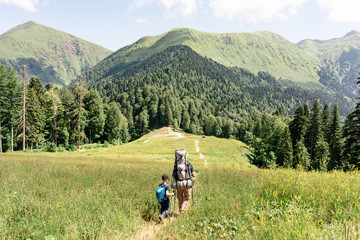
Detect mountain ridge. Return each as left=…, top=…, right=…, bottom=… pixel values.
left=0, top=21, right=112, bottom=86
left=87, top=27, right=322, bottom=85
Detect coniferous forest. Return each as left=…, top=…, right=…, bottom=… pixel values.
left=1, top=45, right=360, bottom=171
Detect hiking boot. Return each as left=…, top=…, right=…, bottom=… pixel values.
left=159, top=215, right=164, bottom=221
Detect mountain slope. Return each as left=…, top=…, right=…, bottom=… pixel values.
left=0, top=21, right=112, bottom=86
left=87, top=28, right=319, bottom=84
left=87, top=45, right=355, bottom=117
left=298, top=31, right=360, bottom=93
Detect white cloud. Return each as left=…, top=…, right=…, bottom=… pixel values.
left=129, top=0, right=198, bottom=18
left=136, top=18, right=148, bottom=23
left=128, top=0, right=155, bottom=12
left=209, top=0, right=308, bottom=23
left=317, top=0, right=360, bottom=24
left=160, top=0, right=198, bottom=17
left=0, top=0, right=39, bottom=11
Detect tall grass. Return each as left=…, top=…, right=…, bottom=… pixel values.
left=159, top=168, right=360, bottom=239
left=0, top=154, right=172, bottom=239
left=1, top=132, right=360, bottom=239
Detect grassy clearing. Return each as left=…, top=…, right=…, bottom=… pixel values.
left=1, top=128, right=360, bottom=239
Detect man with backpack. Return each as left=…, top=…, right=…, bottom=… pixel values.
left=156, top=174, right=174, bottom=221
left=171, top=149, right=196, bottom=213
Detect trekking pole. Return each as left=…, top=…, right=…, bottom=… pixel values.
left=169, top=193, right=172, bottom=217
left=192, top=185, right=194, bottom=205
left=174, top=189, right=177, bottom=215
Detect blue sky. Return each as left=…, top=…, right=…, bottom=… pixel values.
left=1, top=0, right=360, bottom=51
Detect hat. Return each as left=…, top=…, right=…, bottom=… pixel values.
left=162, top=174, right=169, bottom=180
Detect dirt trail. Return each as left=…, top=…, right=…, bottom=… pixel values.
left=195, top=140, right=208, bottom=165
left=131, top=217, right=175, bottom=240
left=143, top=127, right=183, bottom=144
left=167, top=128, right=183, bottom=138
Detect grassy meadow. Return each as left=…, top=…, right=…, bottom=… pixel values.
left=1, top=128, right=360, bottom=239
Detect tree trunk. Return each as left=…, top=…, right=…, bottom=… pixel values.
left=0, top=121, right=2, bottom=153
left=11, top=123, right=14, bottom=152
left=22, top=65, right=26, bottom=151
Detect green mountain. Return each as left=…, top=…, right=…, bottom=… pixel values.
left=86, top=44, right=355, bottom=118
left=85, top=28, right=358, bottom=117
left=0, top=21, right=112, bottom=86
left=88, top=28, right=319, bottom=84
left=298, top=30, right=360, bottom=93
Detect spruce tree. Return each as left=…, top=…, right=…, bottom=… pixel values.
left=328, top=103, right=342, bottom=170
left=27, top=77, right=46, bottom=149
left=282, top=126, right=293, bottom=168
left=342, top=112, right=358, bottom=167
left=343, top=75, right=360, bottom=168
left=322, top=104, right=331, bottom=143
left=305, top=99, right=323, bottom=165
left=5, top=67, right=21, bottom=151
left=289, top=105, right=306, bottom=148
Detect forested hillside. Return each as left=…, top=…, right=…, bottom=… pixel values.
left=85, top=45, right=354, bottom=117
left=0, top=21, right=112, bottom=86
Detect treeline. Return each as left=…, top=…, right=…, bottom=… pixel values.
left=0, top=65, right=129, bottom=152
left=241, top=96, right=360, bottom=171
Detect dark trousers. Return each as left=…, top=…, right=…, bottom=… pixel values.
left=160, top=201, right=169, bottom=217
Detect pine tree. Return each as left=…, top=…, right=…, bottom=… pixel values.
left=343, top=75, right=360, bottom=168
left=322, top=104, right=331, bottom=143
left=5, top=67, right=21, bottom=151
left=282, top=126, right=293, bottom=168
left=289, top=105, right=307, bottom=148
left=305, top=99, right=323, bottom=165
left=27, top=77, right=46, bottom=149
left=343, top=112, right=358, bottom=167
left=327, top=103, right=342, bottom=170
left=348, top=141, right=360, bottom=169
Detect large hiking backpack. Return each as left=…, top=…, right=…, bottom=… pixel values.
left=156, top=184, right=168, bottom=203
left=171, top=149, right=193, bottom=189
